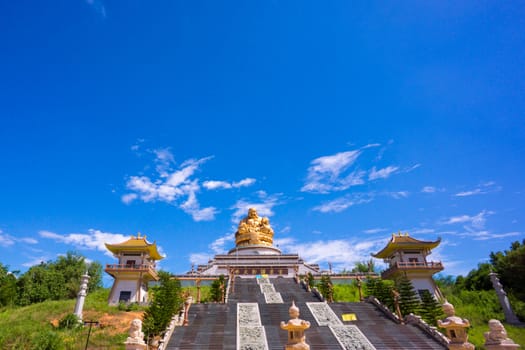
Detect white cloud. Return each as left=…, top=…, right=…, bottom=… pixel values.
left=202, top=177, right=256, bottom=190
left=124, top=154, right=218, bottom=221
left=410, top=228, right=435, bottom=234
left=179, top=183, right=217, bottom=222
left=209, top=234, right=235, bottom=254
left=0, top=230, right=38, bottom=247
left=230, top=192, right=281, bottom=223
left=121, top=193, right=138, bottom=204
left=301, top=150, right=363, bottom=193
left=368, top=166, right=399, bottom=181
left=39, top=229, right=142, bottom=257
left=443, top=210, right=493, bottom=229
left=22, top=256, right=51, bottom=267
left=471, top=231, right=521, bottom=241
left=454, top=181, right=501, bottom=197
left=189, top=253, right=212, bottom=265
left=312, top=195, right=373, bottom=213
left=386, top=191, right=409, bottom=199
left=363, top=228, right=388, bottom=234
left=0, top=230, right=15, bottom=247
left=277, top=237, right=386, bottom=272
left=20, top=237, right=38, bottom=244
left=421, top=186, right=436, bottom=193
left=361, top=143, right=381, bottom=149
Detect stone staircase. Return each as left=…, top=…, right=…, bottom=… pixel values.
left=166, top=277, right=447, bottom=350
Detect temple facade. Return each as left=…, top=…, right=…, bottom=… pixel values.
left=192, top=208, right=320, bottom=277
left=104, top=233, right=163, bottom=305
left=372, top=232, right=444, bottom=300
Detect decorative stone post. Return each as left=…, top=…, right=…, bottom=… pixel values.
left=195, top=278, right=201, bottom=304
left=437, top=302, right=474, bottom=350
left=356, top=276, right=363, bottom=302
left=489, top=272, right=521, bottom=325
left=124, top=318, right=147, bottom=350
left=73, top=272, right=90, bottom=322
left=183, top=294, right=193, bottom=326
left=484, top=319, right=520, bottom=349
left=392, top=289, right=403, bottom=322
left=280, top=301, right=310, bottom=350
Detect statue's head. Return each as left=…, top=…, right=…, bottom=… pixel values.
left=442, top=302, right=455, bottom=317
left=130, top=318, right=142, bottom=331
left=488, top=319, right=504, bottom=332
left=248, top=208, right=258, bottom=218
left=289, top=301, right=300, bottom=318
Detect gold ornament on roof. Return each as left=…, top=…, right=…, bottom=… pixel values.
left=235, top=208, right=274, bottom=247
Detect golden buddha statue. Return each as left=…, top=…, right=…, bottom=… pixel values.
left=235, top=208, right=274, bottom=247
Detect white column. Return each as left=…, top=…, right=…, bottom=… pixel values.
left=74, top=272, right=90, bottom=321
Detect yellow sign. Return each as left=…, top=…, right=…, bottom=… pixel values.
left=342, top=313, right=357, bottom=321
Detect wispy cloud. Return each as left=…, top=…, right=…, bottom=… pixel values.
left=410, top=228, right=435, bottom=234
left=0, top=230, right=15, bottom=247
left=85, top=0, right=106, bottom=18
left=442, top=210, right=493, bottom=229
left=312, top=195, right=373, bottom=213
left=301, top=150, right=364, bottom=193
left=203, top=178, right=256, bottom=190
left=188, top=233, right=235, bottom=265
left=454, top=181, right=501, bottom=197
left=421, top=186, right=437, bottom=193
left=0, top=230, right=38, bottom=247
left=230, top=191, right=282, bottom=223
left=385, top=191, right=409, bottom=199
left=277, top=237, right=386, bottom=272
left=363, top=228, right=389, bottom=234
left=123, top=149, right=218, bottom=221
left=369, top=166, right=399, bottom=181
left=39, top=229, right=143, bottom=257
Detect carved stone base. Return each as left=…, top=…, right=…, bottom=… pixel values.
left=448, top=342, right=475, bottom=350
left=285, top=342, right=310, bottom=350
left=124, top=342, right=147, bottom=350
left=484, top=343, right=520, bottom=350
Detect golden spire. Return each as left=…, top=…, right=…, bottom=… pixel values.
left=235, top=208, right=274, bottom=247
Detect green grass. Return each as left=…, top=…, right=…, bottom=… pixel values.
left=442, top=289, right=525, bottom=349
left=182, top=285, right=212, bottom=303
left=331, top=283, right=525, bottom=349
left=332, top=284, right=362, bottom=302
left=0, top=289, right=139, bottom=350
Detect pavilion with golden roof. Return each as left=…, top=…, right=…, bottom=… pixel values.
left=372, top=232, right=444, bottom=300
left=104, top=233, right=163, bottom=305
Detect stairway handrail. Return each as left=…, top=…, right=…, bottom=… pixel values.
left=365, top=296, right=402, bottom=324
left=405, top=313, right=450, bottom=347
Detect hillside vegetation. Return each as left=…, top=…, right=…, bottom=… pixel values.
left=0, top=289, right=141, bottom=350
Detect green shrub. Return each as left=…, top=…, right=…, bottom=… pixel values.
left=31, top=330, right=64, bottom=350
left=58, top=313, right=80, bottom=330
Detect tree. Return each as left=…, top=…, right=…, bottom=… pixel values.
left=0, top=263, right=18, bottom=307
left=419, top=290, right=443, bottom=326
left=318, top=275, right=334, bottom=302
left=396, top=275, right=420, bottom=317
left=210, top=275, right=225, bottom=303
left=352, top=259, right=376, bottom=273
left=16, top=252, right=103, bottom=306
left=143, top=272, right=182, bottom=340
left=365, top=278, right=394, bottom=309
left=490, top=239, right=525, bottom=301
left=457, top=262, right=493, bottom=291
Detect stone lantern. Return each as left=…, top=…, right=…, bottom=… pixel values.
left=437, top=302, right=474, bottom=350
left=280, top=301, right=310, bottom=350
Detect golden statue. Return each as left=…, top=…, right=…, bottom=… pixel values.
left=235, top=208, right=274, bottom=247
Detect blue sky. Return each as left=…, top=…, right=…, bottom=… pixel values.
left=1, top=1, right=524, bottom=286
